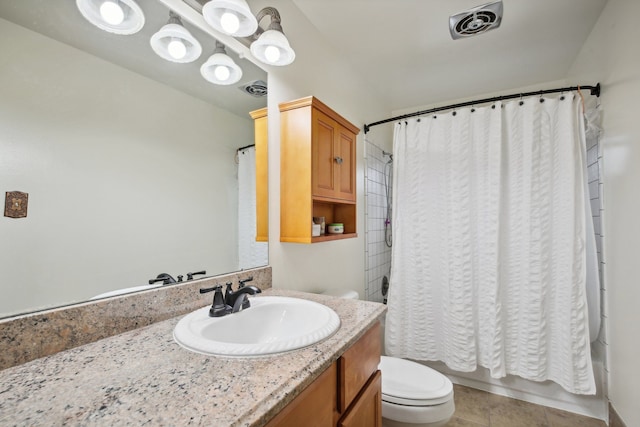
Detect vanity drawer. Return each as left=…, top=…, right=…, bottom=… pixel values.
left=338, top=322, right=381, bottom=412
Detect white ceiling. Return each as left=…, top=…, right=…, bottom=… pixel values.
left=292, top=0, right=608, bottom=110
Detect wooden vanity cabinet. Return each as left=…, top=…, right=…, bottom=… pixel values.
left=265, top=322, right=381, bottom=427
left=264, top=363, right=337, bottom=427
left=250, top=107, right=268, bottom=242
left=279, top=96, right=360, bottom=243
left=337, top=322, right=382, bottom=427
left=337, top=371, right=382, bottom=427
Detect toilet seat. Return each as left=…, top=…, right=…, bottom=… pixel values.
left=379, top=356, right=453, bottom=406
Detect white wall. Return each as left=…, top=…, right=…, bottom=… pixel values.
left=246, top=0, right=389, bottom=298
left=567, top=0, right=640, bottom=425
left=0, top=19, right=253, bottom=316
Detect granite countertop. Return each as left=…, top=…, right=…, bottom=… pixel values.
left=0, top=289, right=386, bottom=426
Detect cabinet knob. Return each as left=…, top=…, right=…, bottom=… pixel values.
left=334, top=156, right=343, bottom=164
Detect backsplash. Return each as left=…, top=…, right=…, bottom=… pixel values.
left=0, top=266, right=271, bottom=371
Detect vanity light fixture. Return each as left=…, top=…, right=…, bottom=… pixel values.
left=201, top=2, right=295, bottom=66
left=202, top=0, right=258, bottom=37
left=76, top=0, right=145, bottom=35
left=200, top=41, right=243, bottom=85
left=249, top=7, right=295, bottom=66
left=150, top=11, right=202, bottom=63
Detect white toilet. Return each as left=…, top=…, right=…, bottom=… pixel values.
left=324, top=289, right=455, bottom=427
left=379, top=355, right=454, bottom=427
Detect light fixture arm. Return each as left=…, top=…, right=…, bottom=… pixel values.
left=213, top=40, right=227, bottom=54
left=251, top=7, right=284, bottom=40
left=192, top=0, right=295, bottom=66
left=167, top=10, right=183, bottom=26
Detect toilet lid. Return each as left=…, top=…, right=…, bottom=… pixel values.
left=379, top=356, right=453, bottom=406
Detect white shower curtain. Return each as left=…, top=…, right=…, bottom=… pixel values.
left=237, top=146, right=268, bottom=269
left=386, top=95, right=596, bottom=394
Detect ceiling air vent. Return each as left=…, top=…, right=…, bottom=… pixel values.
left=449, top=1, right=503, bottom=40
left=239, top=80, right=268, bottom=98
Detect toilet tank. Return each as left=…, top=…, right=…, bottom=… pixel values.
left=322, top=289, right=360, bottom=300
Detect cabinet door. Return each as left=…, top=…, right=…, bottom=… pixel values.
left=312, top=108, right=357, bottom=202
left=339, top=322, right=381, bottom=412
left=251, top=108, right=268, bottom=242
left=335, top=125, right=356, bottom=202
left=312, top=108, right=338, bottom=200
left=265, top=363, right=337, bottom=427
left=337, top=370, right=382, bottom=427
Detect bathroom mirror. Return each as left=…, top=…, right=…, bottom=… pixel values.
left=0, top=0, right=268, bottom=318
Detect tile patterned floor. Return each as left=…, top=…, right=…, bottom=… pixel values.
left=446, top=385, right=607, bottom=427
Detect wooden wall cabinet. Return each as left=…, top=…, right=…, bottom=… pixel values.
left=279, top=97, right=360, bottom=243
left=266, top=323, right=381, bottom=427
left=250, top=107, right=268, bottom=242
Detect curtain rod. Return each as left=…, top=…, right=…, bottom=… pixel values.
left=363, top=83, right=601, bottom=134
left=236, top=144, right=255, bottom=152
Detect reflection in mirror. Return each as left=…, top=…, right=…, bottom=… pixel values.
left=0, top=0, right=268, bottom=318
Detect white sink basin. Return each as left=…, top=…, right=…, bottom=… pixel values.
left=173, top=296, right=341, bottom=357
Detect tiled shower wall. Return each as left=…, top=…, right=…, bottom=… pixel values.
left=364, top=140, right=392, bottom=303
left=586, top=105, right=608, bottom=388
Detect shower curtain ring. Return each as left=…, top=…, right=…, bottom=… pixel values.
left=538, top=91, right=546, bottom=103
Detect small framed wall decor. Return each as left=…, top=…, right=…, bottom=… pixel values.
left=4, top=191, right=29, bottom=218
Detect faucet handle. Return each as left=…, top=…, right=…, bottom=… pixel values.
left=224, top=281, right=234, bottom=306
left=187, top=270, right=207, bottom=281
left=200, top=285, right=229, bottom=317
left=238, top=276, right=254, bottom=288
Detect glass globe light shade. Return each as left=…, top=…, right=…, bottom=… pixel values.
left=202, top=0, right=258, bottom=37
left=200, top=52, right=243, bottom=86
left=220, top=12, right=240, bottom=34
left=150, top=23, right=202, bottom=63
left=250, top=29, right=295, bottom=66
left=167, top=38, right=187, bottom=60
left=76, top=0, right=145, bottom=35
left=99, top=1, right=124, bottom=25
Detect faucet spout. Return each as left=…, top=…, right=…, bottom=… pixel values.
left=231, top=293, right=249, bottom=313
left=225, top=285, right=262, bottom=310
left=148, top=273, right=177, bottom=285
